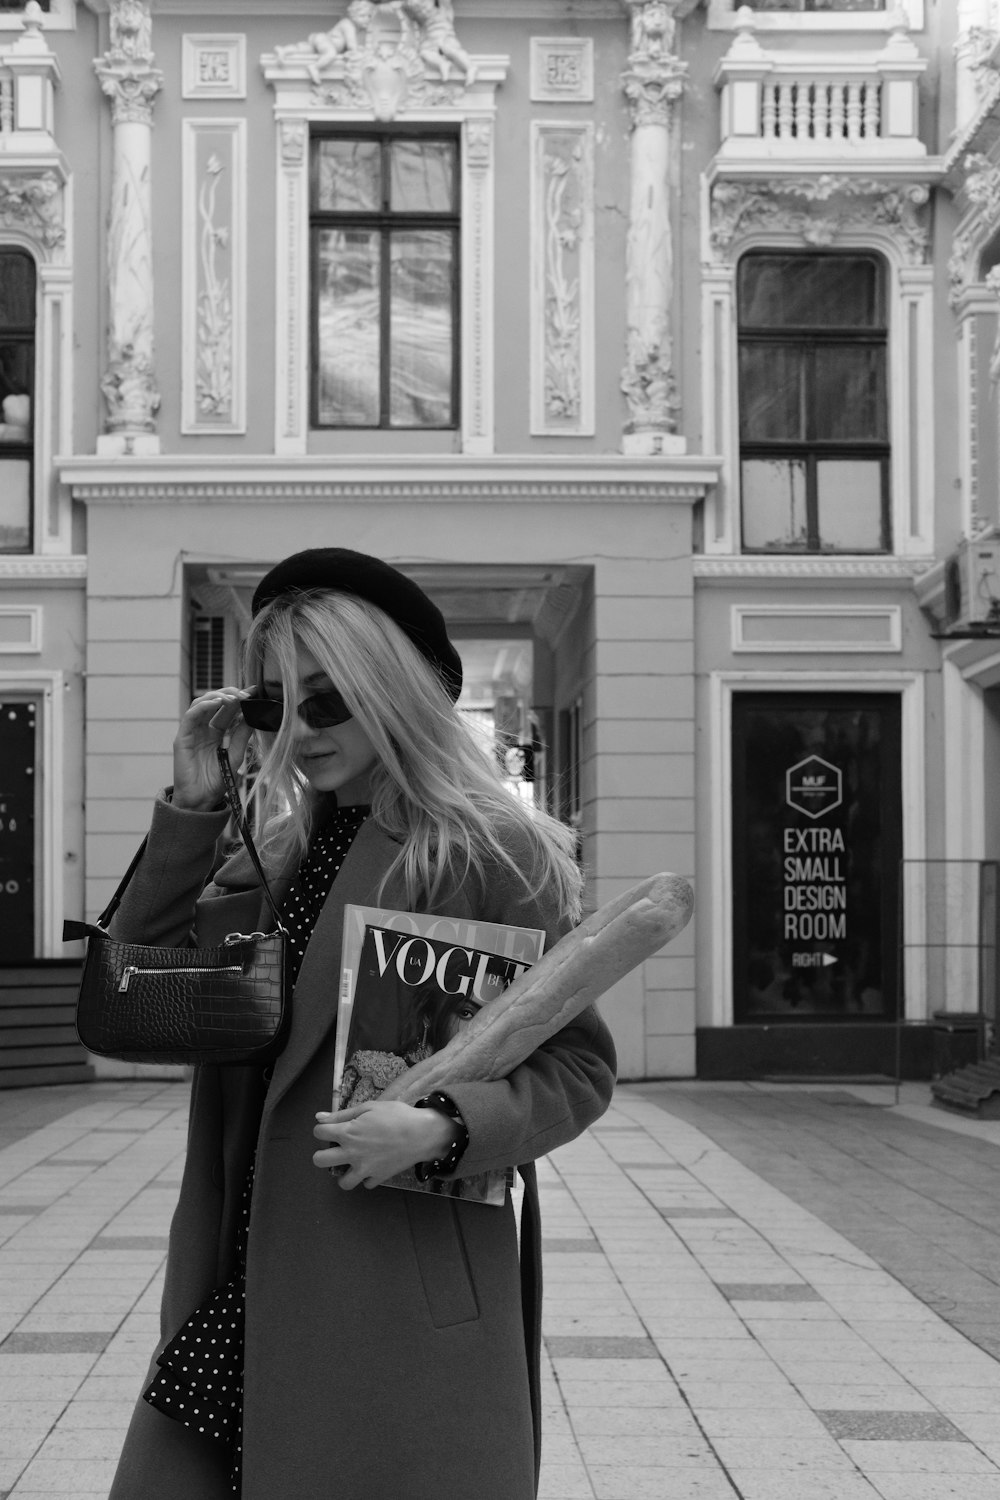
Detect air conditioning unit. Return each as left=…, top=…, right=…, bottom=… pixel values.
left=944, top=534, right=1000, bottom=628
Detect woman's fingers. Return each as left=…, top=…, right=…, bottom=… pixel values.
left=173, top=688, right=253, bottom=807
left=312, top=1142, right=372, bottom=1190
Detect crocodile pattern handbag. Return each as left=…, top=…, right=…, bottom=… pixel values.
left=65, top=748, right=290, bottom=1066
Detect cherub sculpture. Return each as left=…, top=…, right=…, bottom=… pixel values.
left=284, top=0, right=376, bottom=84
left=403, top=0, right=476, bottom=85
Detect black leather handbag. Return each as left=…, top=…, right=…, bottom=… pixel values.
left=65, top=748, right=289, bottom=1066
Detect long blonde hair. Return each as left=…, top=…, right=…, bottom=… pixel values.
left=242, top=590, right=583, bottom=922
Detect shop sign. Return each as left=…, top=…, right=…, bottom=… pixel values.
left=732, top=695, right=902, bottom=1022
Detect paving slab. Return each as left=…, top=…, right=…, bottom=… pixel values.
left=2, top=1078, right=1000, bottom=1498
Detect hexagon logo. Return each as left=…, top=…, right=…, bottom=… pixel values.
left=786, top=755, right=842, bottom=820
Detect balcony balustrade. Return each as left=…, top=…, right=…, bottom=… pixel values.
left=715, top=9, right=928, bottom=162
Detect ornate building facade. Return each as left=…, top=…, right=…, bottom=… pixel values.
left=0, top=0, right=981, bottom=1085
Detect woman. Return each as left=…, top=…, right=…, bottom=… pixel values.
left=108, top=548, right=617, bottom=1500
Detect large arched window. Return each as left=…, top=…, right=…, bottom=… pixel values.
left=0, top=249, right=35, bottom=552
left=738, top=250, right=889, bottom=554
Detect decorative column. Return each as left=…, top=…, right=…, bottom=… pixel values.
left=620, top=0, right=687, bottom=456
left=93, top=0, right=162, bottom=455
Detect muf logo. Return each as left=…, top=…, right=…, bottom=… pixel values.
left=786, top=755, right=843, bottom=820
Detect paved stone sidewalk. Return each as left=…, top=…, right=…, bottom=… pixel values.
left=2, top=1079, right=1000, bottom=1499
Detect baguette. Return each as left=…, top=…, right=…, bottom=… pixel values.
left=380, top=871, right=693, bottom=1104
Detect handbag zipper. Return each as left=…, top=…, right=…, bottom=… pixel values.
left=118, top=963, right=244, bottom=993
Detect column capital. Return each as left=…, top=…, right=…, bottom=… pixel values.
left=620, top=1, right=688, bottom=128
left=622, top=57, right=687, bottom=128
left=94, top=57, right=162, bottom=126
left=94, top=0, right=162, bottom=127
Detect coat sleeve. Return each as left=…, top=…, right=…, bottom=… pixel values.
left=437, top=833, right=618, bottom=1174
left=107, top=794, right=233, bottom=946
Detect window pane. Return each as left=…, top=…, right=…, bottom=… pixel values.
left=315, top=230, right=381, bottom=426
left=0, top=344, right=32, bottom=437
left=389, top=230, right=454, bottom=427
left=390, top=140, right=456, bottom=213
left=0, top=254, right=35, bottom=330
left=740, top=344, right=805, bottom=440
left=745, top=1, right=883, bottom=9
left=816, top=460, right=884, bottom=551
left=314, top=140, right=382, bottom=213
left=812, top=346, right=886, bottom=441
left=739, top=256, right=881, bottom=328
left=742, top=458, right=809, bottom=551
left=0, top=458, right=30, bottom=551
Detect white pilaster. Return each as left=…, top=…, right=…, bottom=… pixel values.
left=94, top=0, right=162, bottom=455
left=620, top=0, right=687, bottom=456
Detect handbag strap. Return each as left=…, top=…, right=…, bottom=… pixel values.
left=87, top=747, right=287, bottom=935
left=214, top=747, right=287, bottom=933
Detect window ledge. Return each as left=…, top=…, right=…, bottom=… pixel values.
left=694, top=554, right=935, bottom=583
left=0, top=554, right=86, bottom=578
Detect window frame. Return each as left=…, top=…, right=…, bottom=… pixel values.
left=308, top=126, right=462, bottom=433
left=737, top=249, right=891, bottom=556
left=0, top=246, right=36, bottom=555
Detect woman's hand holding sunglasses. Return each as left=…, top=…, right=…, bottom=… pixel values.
left=172, top=687, right=254, bottom=812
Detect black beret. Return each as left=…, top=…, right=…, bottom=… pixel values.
left=251, top=547, right=463, bottom=700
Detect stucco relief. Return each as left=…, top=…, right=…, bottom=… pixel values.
left=983, top=265, right=1000, bottom=385
left=276, top=0, right=476, bottom=120
left=708, top=177, right=932, bottom=266
left=0, top=172, right=65, bottom=257
left=962, top=151, right=1000, bottom=223
left=532, top=125, right=594, bottom=435
left=195, top=155, right=233, bottom=423
left=945, top=150, right=1000, bottom=307
left=960, top=26, right=1000, bottom=115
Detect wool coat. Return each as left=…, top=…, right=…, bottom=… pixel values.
left=107, top=797, right=617, bottom=1500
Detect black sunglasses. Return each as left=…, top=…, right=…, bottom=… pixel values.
left=241, top=688, right=353, bottom=733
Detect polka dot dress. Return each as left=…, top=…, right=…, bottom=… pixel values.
left=143, top=805, right=369, bottom=1495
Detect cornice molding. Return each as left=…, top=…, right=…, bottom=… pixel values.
left=694, top=555, right=935, bottom=582
left=60, top=455, right=723, bottom=504
left=0, top=555, right=87, bottom=579
left=84, top=1, right=626, bottom=15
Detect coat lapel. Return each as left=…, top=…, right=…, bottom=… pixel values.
left=263, top=818, right=406, bottom=1117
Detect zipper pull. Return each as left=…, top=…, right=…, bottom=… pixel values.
left=119, top=965, right=137, bottom=993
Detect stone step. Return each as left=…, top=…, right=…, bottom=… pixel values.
left=931, top=1057, right=1000, bottom=1115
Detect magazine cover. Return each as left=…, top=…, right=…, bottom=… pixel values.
left=333, top=905, right=546, bottom=1206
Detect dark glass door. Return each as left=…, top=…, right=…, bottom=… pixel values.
left=0, top=700, right=35, bottom=960
left=732, top=693, right=902, bottom=1022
